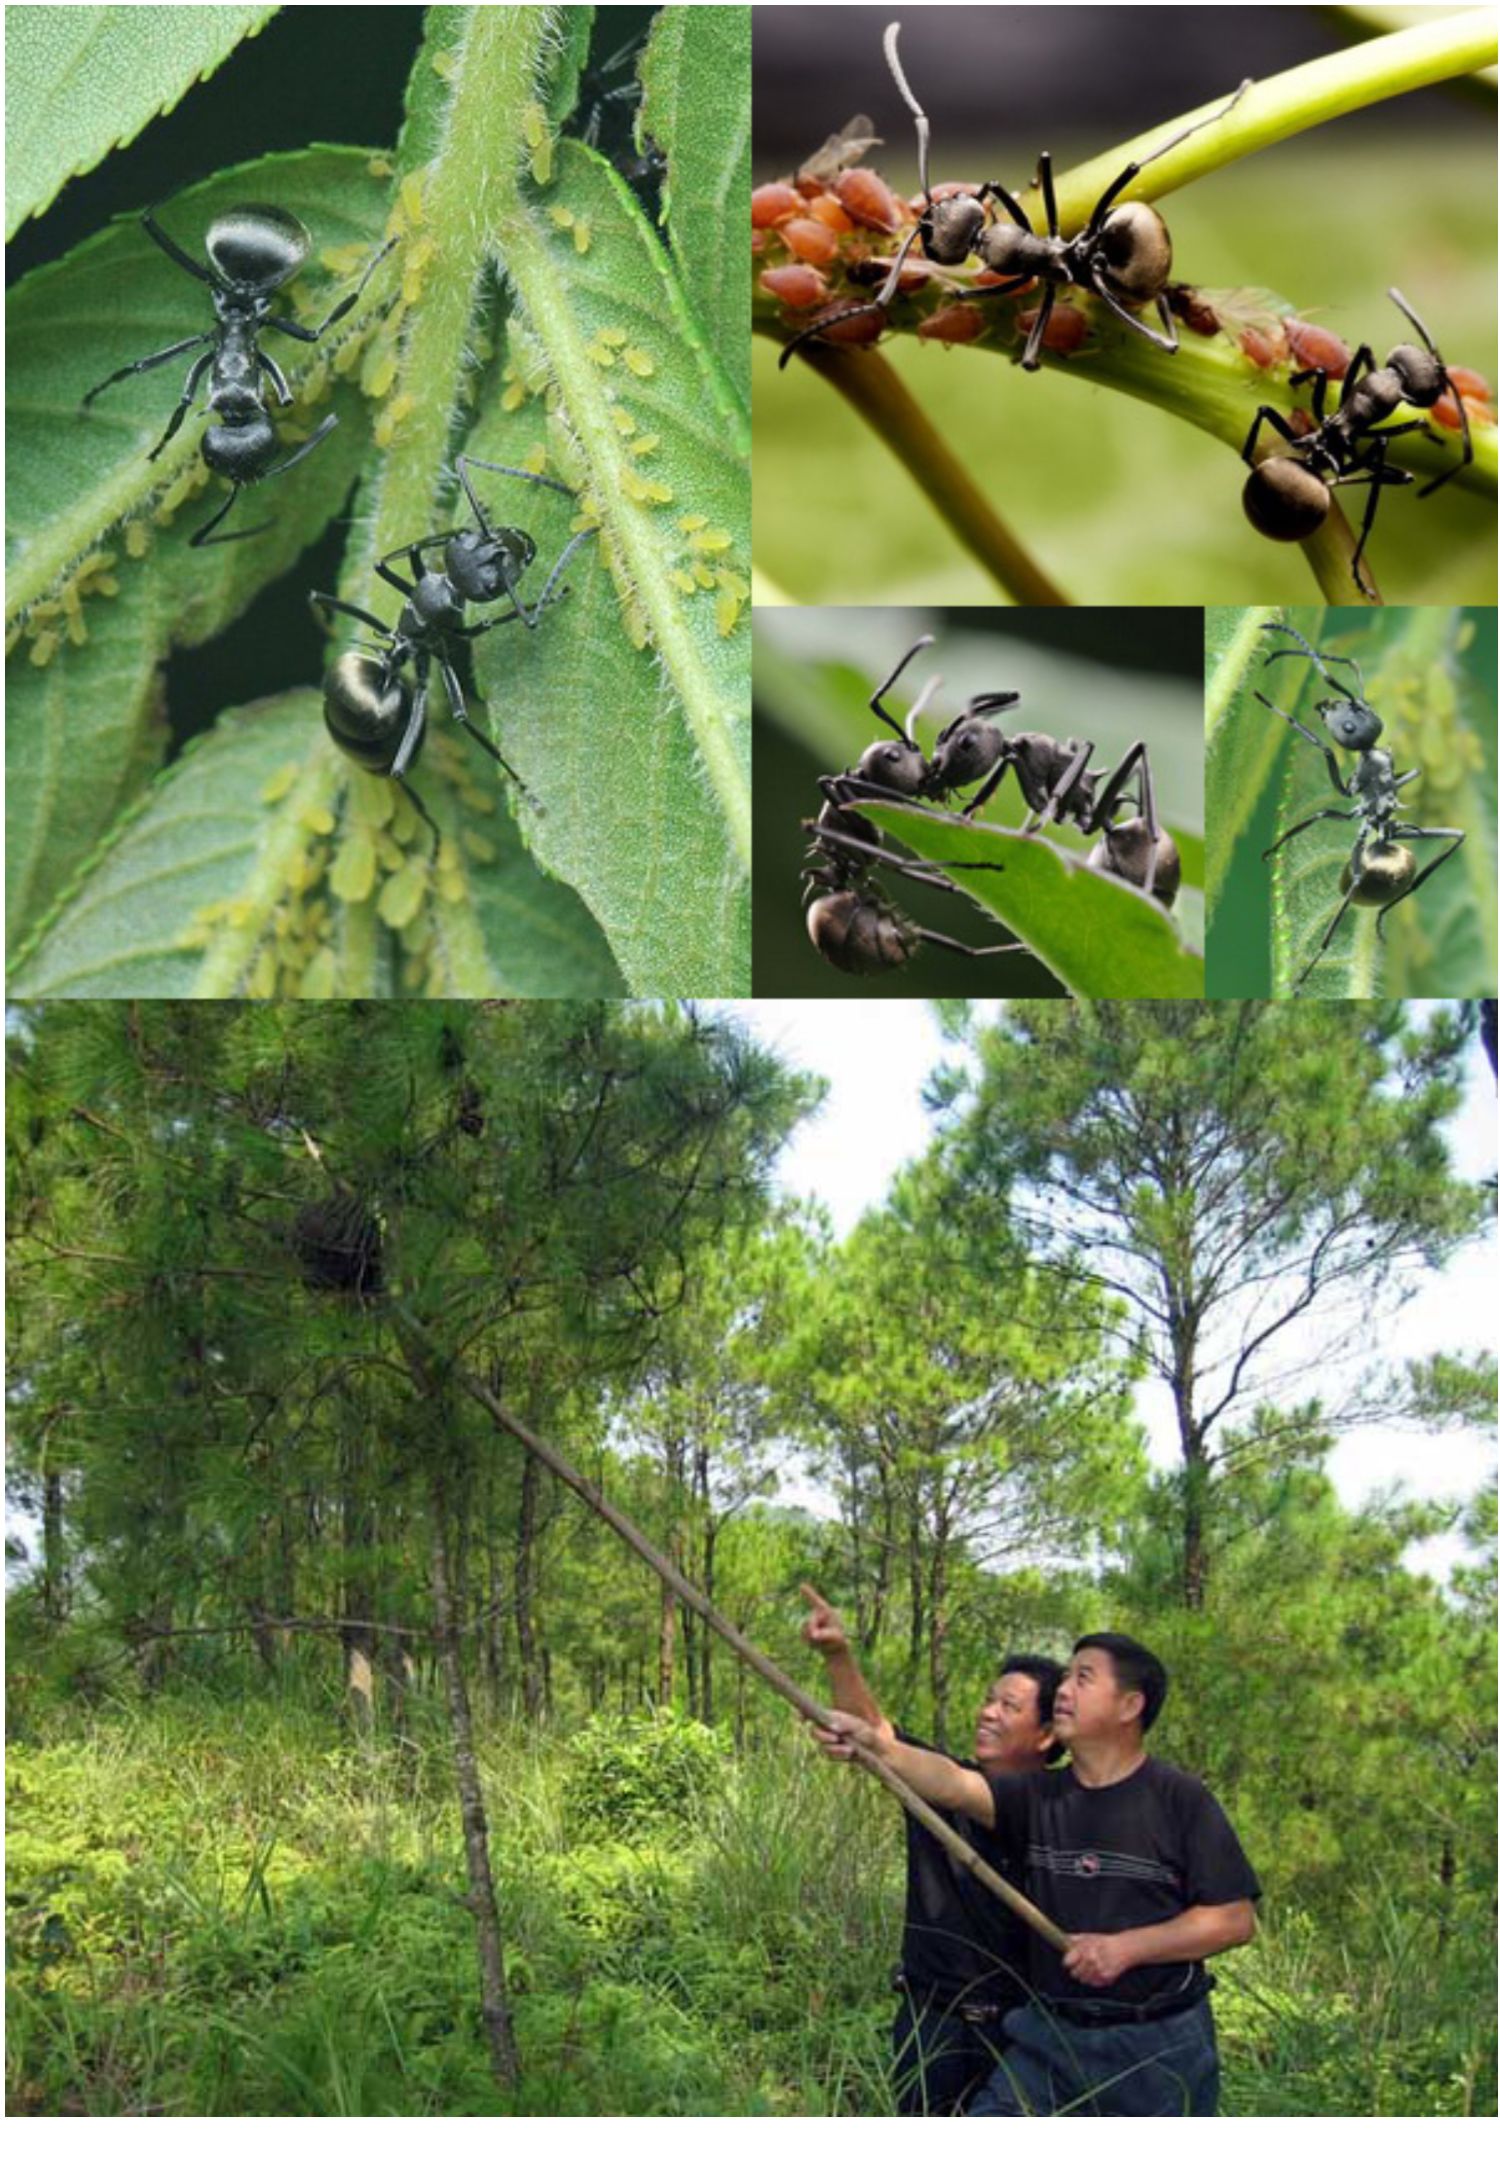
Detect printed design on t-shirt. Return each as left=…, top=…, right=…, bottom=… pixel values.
left=1027, top=1843, right=1178, bottom=1888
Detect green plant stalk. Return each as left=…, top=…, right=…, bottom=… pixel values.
left=1038, top=8, right=1497, bottom=229
left=790, top=344, right=1071, bottom=606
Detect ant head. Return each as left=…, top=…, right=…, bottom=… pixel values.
left=444, top=524, right=536, bottom=604
left=1095, top=203, right=1172, bottom=303
left=1242, top=457, right=1330, bottom=541
left=1386, top=343, right=1445, bottom=407
left=852, top=738, right=928, bottom=796
left=929, top=714, right=1008, bottom=791
left=206, top=205, right=311, bottom=292
left=202, top=414, right=278, bottom=479
left=926, top=192, right=987, bottom=264
left=1317, top=696, right=1382, bottom=752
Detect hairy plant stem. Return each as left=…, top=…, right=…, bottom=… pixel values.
left=796, top=345, right=1071, bottom=606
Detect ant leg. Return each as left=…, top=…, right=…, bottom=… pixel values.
left=458, top=455, right=578, bottom=521
left=1376, top=825, right=1464, bottom=936
left=374, top=548, right=423, bottom=600
left=1019, top=284, right=1058, bottom=372
left=141, top=207, right=216, bottom=285
left=873, top=220, right=929, bottom=309
left=1087, top=741, right=1161, bottom=896
left=1240, top=404, right=1300, bottom=467
left=267, top=237, right=396, bottom=343
left=80, top=333, right=211, bottom=411
left=960, top=749, right=1020, bottom=819
left=869, top=634, right=937, bottom=737
left=1252, top=691, right=1351, bottom=796
left=438, top=656, right=542, bottom=812
left=395, top=775, right=441, bottom=853
left=1078, top=78, right=1251, bottom=238
left=190, top=483, right=274, bottom=549
left=260, top=413, right=340, bottom=482
left=146, top=348, right=216, bottom=458
left=802, top=824, right=1006, bottom=890
left=1037, top=152, right=1060, bottom=240
left=1292, top=888, right=1363, bottom=993
left=1342, top=452, right=1398, bottom=601
left=919, top=927, right=1029, bottom=960
left=1089, top=274, right=1179, bottom=353
left=310, top=591, right=394, bottom=639
left=388, top=662, right=429, bottom=779
left=1263, top=803, right=1358, bottom=861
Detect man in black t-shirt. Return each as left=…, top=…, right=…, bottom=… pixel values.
left=814, top=1630, right=1259, bottom=2117
left=801, top=1584, right=1061, bottom=2115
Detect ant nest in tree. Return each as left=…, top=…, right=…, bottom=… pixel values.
left=291, top=1193, right=384, bottom=1295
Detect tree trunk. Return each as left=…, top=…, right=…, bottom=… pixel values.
left=929, top=1522, right=950, bottom=1752
left=41, top=1468, right=67, bottom=1623
left=700, top=1521, right=718, bottom=1726
left=429, top=1465, right=519, bottom=2091
left=340, top=1435, right=376, bottom=1735
left=514, top=1454, right=545, bottom=1720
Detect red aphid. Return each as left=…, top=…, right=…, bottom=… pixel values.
left=804, top=302, right=886, bottom=349
left=1239, top=323, right=1282, bottom=370
left=1434, top=365, right=1494, bottom=431
left=781, top=219, right=841, bottom=265
left=835, top=168, right=903, bottom=233
left=761, top=264, right=829, bottom=308
left=1285, top=318, right=1350, bottom=378
left=1016, top=301, right=1090, bottom=356
left=918, top=302, right=986, bottom=345
left=807, top=193, right=855, bottom=232
left=751, top=183, right=802, bottom=230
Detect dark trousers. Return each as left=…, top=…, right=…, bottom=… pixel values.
left=966, top=1997, right=1220, bottom=2117
left=891, top=1983, right=1012, bottom=2117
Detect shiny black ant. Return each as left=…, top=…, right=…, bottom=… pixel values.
left=311, top=459, right=595, bottom=847
left=80, top=201, right=393, bottom=547
left=1241, top=290, right=1474, bottom=600
left=1254, top=622, right=1464, bottom=992
left=781, top=21, right=1248, bottom=373
left=802, top=793, right=1022, bottom=976
left=819, top=633, right=1180, bottom=908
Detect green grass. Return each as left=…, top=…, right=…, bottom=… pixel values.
left=6, top=1689, right=1494, bottom=2114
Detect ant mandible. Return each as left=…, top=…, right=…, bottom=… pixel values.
left=781, top=21, right=1248, bottom=373
left=1254, top=622, right=1465, bottom=992
left=312, top=458, right=596, bottom=847
left=1241, top=289, right=1474, bottom=599
left=81, top=200, right=393, bottom=547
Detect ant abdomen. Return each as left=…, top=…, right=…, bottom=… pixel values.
left=807, top=889, right=915, bottom=974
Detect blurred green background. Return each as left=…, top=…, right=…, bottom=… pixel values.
left=1206, top=605, right=1497, bottom=995
left=752, top=6, right=1496, bottom=606
left=754, top=605, right=1205, bottom=995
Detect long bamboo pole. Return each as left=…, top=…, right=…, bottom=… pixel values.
left=393, top=1304, right=1070, bottom=1955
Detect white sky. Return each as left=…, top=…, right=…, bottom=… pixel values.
left=725, top=1001, right=1498, bottom=1587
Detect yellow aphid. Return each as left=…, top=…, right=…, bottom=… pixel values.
left=400, top=171, right=426, bottom=225
left=622, top=347, right=655, bottom=378
left=432, top=47, right=458, bottom=80
left=550, top=204, right=575, bottom=229
left=362, top=342, right=400, bottom=399
left=670, top=569, right=698, bottom=595
left=587, top=341, right=617, bottom=368
left=368, top=154, right=394, bottom=179
left=629, top=434, right=661, bottom=457
left=378, top=860, right=428, bottom=928
left=437, top=866, right=468, bottom=902
left=321, top=243, right=367, bottom=277
left=678, top=513, right=709, bottom=532
left=596, top=328, right=628, bottom=348
left=716, top=570, right=750, bottom=601
left=401, top=954, right=426, bottom=992
left=248, top=949, right=277, bottom=999
left=692, top=528, right=734, bottom=553
left=623, top=597, right=650, bottom=649
left=716, top=592, right=742, bottom=638
left=611, top=406, right=639, bottom=435
left=349, top=771, right=395, bottom=825
left=374, top=392, right=416, bottom=447
left=694, top=563, right=717, bottom=590
left=330, top=831, right=378, bottom=902
left=572, top=220, right=591, bottom=253
left=300, top=949, right=338, bottom=997
left=29, top=630, right=59, bottom=667
left=125, top=522, right=151, bottom=557
left=4, top=621, right=22, bottom=656
left=501, top=378, right=527, bottom=412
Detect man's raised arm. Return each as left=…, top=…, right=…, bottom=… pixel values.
left=813, top=1709, right=996, bottom=1826
left=799, top=1584, right=896, bottom=1744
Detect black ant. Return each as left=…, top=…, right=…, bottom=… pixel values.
left=80, top=200, right=393, bottom=548
left=1254, top=622, right=1464, bottom=992
left=781, top=21, right=1248, bottom=373
left=311, top=459, right=595, bottom=847
left=802, top=793, right=1023, bottom=976
left=818, top=634, right=1181, bottom=908
left=1241, top=290, right=1474, bottom=600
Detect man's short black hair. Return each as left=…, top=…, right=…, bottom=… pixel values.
left=1072, top=1632, right=1169, bottom=1733
left=996, top=1652, right=1063, bottom=1726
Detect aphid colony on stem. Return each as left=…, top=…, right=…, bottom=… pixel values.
left=802, top=634, right=1179, bottom=977
left=80, top=197, right=393, bottom=547
left=1253, top=622, right=1465, bottom=993
left=312, top=459, right=596, bottom=849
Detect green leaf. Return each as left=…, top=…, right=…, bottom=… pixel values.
left=1204, top=603, right=1313, bottom=931
left=9, top=691, right=625, bottom=997
left=639, top=5, right=751, bottom=418
left=4, top=4, right=278, bottom=239
left=866, top=801, right=1205, bottom=997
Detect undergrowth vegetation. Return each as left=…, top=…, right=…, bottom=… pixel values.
left=8, top=1690, right=1493, bottom=2116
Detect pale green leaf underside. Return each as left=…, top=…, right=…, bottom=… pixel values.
left=868, top=803, right=1205, bottom=998
left=4, top=4, right=277, bottom=238
left=1203, top=604, right=1305, bottom=931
